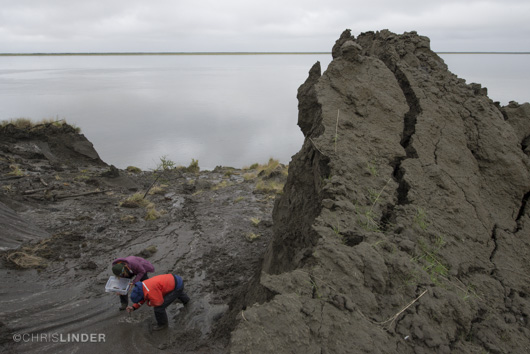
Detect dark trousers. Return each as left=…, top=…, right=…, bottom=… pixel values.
left=120, top=273, right=149, bottom=305
left=154, top=277, right=190, bottom=325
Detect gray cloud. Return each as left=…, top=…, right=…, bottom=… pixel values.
left=1, top=0, right=529, bottom=52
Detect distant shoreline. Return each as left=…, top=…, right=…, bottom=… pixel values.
left=1, top=51, right=529, bottom=57
left=0, top=52, right=331, bottom=57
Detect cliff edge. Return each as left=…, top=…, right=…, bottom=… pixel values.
left=231, top=30, right=530, bottom=353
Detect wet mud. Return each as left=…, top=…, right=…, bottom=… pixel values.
left=0, top=132, right=281, bottom=353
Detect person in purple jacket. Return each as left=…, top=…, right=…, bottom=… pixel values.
left=111, top=256, right=155, bottom=310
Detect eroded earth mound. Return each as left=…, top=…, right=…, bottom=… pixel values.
left=230, top=30, right=530, bottom=354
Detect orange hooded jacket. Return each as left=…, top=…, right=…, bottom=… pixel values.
left=132, top=274, right=176, bottom=309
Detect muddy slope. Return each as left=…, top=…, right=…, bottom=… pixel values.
left=231, top=30, right=530, bottom=354
left=0, top=123, right=283, bottom=353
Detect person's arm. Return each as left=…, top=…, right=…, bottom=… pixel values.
left=126, top=299, right=145, bottom=312
left=132, top=266, right=146, bottom=283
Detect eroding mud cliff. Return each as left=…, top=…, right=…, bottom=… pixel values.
left=231, top=30, right=530, bottom=354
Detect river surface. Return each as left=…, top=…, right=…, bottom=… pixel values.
left=0, top=53, right=528, bottom=170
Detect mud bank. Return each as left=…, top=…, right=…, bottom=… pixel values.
left=0, top=123, right=285, bottom=353
left=231, top=30, right=530, bottom=353
left=2, top=29, right=530, bottom=354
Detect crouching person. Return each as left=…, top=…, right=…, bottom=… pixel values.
left=127, top=273, right=190, bottom=331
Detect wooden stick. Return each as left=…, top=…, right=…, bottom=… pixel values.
left=377, top=289, right=428, bottom=328
left=55, top=190, right=108, bottom=199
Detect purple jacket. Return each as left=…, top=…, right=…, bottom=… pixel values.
left=112, top=256, right=155, bottom=283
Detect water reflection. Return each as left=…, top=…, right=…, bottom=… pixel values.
left=0, top=54, right=332, bottom=170
left=0, top=53, right=528, bottom=170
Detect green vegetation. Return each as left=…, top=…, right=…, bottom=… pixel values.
left=411, top=235, right=448, bottom=285
left=156, top=155, right=176, bottom=171
left=243, top=158, right=288, bottom=195
left=187, top=159, right=200, bottom=173
left=244, top=158, right=286, bottom=178
left=212, top=180, right=232, bottom=191
left=250, top=217, right=261, bottom=226
left=120, top=192, right=163, bottom=221
left=354, top=178, right=391, bottom=232
left=245, top=232, right=260, bottom=242
left=255, top=179, right=284, bottom=194
left=414, top=207, right=429, bottom=230
left=126, top=166, right=142, bottom=173
left=366, top=160, right=378, bottom=177
left=8, top=164, right=24, bottom=176
left=0, top=118, right=81, bottom=133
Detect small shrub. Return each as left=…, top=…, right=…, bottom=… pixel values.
left=187, top=159, right=200, bottom=173
left=250, top=217, right=261, bottom=226
left=157, top=155, right=176, bottom=171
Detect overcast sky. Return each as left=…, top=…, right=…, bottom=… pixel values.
left=1, top=0, right=529, bottom=53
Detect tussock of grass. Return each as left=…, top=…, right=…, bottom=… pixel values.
left=8, top=164, right=24, bottom=176
left=243, top=158, right=288, bottom=194
left=252, top=158, right=287, bottom=178
left=120, top=193, right=151, bottom=208
left=212, top=180, right=232, bottom=191
left=245, top=232, right=260, bottom=242
left=148, top=185, right=167, bottom=195
left=1, top=118, right=81, bottom=133
left=145, top=207, right=162, bottom=220
left=126, top=166, right=142, bottom=173
left=255, top=179, right=284, bottom=194
left=243, top=172, right=258, bottom=180
left=120, top=193, right=164, bottom=220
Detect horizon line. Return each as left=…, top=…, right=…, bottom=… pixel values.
left=0, top=51, right=529, bottom=56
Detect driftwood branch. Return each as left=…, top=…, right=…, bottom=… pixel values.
left=26, top=189, right=109, bottom=201
left=56, top=190, right=108, bottom=199
left=23, top=186, right=55, bottom=195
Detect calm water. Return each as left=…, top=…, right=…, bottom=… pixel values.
left=0, top=53, right=528, bottom=170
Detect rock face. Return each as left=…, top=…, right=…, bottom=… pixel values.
left=230, top=30, right=530, bottom=353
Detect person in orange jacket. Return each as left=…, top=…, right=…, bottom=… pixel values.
left=126, top=273, right=190, bottom=330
